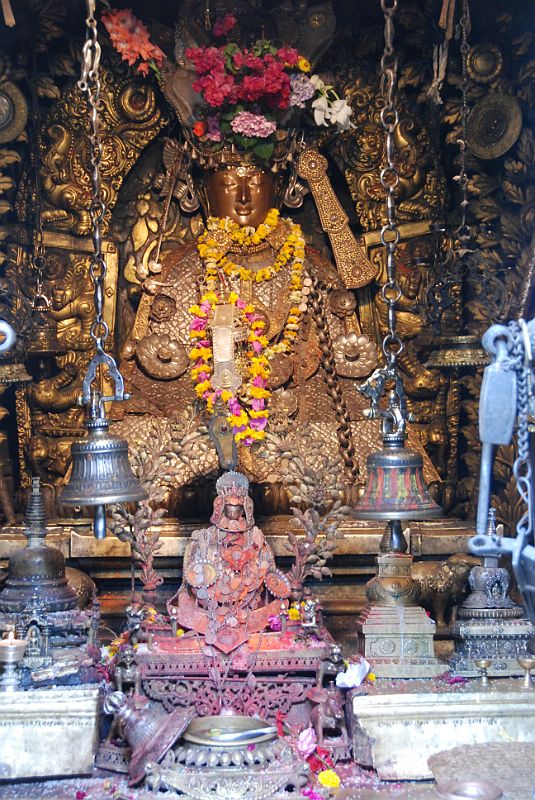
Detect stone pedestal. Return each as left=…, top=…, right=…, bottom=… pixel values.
left=357, top=603, right=445, bottom=677
left=356, top=553, right=444, bottom=678
left=0, top=686, right=100, bottom=779
left=348, top=678, right=535, bottom=780
left=450, top=615, right=535, bottom=676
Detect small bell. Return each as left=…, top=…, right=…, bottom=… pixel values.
left=353, top=400, right=442, bottom=522
left=61, top=392, right=147, bottom=539
left=26, top=295, right=66, bottom=358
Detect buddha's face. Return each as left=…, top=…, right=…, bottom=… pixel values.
left=224, top=501, right=244, bottom=521
left=204, top=166, right=277, bottom=228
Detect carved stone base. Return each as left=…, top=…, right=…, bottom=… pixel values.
left=348, top=679, right=535, bottom=780
left=356, top=603, right=445, bottom=678
left=0, top=686, right=100, bottom=779
left=450, top=616, right=535, bottom=676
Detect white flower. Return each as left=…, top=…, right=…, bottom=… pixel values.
left=310, top=73, right=326, bottom=91
left=312, top=94, right=331, bottom=126
left=335, top=658, right=371, bottom=688
left=329, top=98, right=354, bottom=131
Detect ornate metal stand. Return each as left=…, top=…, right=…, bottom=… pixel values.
left=139, top=632, right=331, bottom=727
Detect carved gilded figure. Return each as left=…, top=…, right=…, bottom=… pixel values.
left=112, top=10, right=440, bottom=503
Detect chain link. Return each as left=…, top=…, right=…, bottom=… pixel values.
left=78, top=0, right=108, bottom=348
left=455, top=0, right=471, bottom=244
left=29, top=56, right=47, bottom=302
left=379, top=0, right=403, bottom=372
left=509, top=321, right=533, bottom=576
left=309, top=279, right=359, bottom=481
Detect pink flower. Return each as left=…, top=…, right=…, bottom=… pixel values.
left=297, top=726, right=318, bottom=759
left=76, top=792, right=87, bottom=800
left=190, top=317, right=208, bottom=331
left=268, top=614, right=282, bottom=631
left=230, top=111, right=276, bottom=138
left=249, top=416, right=268, bottom=431
left=228, top=398, right=242, bottom=416
left=302, top=787, right=323, bottom=800
left=252, top=340, right=263, bottom=354
left=252, top=376, right=265, bottom=387
left=213, top=13, right=237, bottom=37
left=252, top=398, right=265, bottom=411
left=206, top=115, right=223, bottom=142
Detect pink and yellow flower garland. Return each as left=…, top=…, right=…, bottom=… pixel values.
left=188, top=209, right=305, bottom=445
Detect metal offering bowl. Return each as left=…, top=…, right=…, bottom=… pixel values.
left=183, top=715, right=277, bottom=748
left=435, top=779, right=502, bottom=800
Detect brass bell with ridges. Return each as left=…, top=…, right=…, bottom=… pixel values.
left=61, top=394, right=147, bottom=539
left=353, top=426, right=442, bottom=521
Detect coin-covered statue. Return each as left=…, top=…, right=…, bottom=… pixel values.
left=168, top=471, right=291, bottom=653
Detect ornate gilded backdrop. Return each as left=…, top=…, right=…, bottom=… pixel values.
left=0, top=0, right=533, bottom=529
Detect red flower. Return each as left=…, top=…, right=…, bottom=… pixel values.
left=193, top=120, right=207, bottom=137
left=243, top=53, right=264, bottom=72
left=213, top=13, right=237, bottom=37
left=186, top=46, right=226, bottom=75
left=193, top=71, right=236, bottom=107
left=232, top=51, right=245, bottom=70
left=276, top=46, right=299, bottom=66
left=101, top=9, right=164, bottom=75
left=239, top=74, right=266, bottom=102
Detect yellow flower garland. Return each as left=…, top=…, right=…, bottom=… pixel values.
left=188, top=209, right=307, bottom=444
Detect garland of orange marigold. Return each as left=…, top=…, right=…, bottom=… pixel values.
left=188, top=209, right=305, bottom=445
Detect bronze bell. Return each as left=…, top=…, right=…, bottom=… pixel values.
left=0, top=477, right=77, bottom=613
left=26, top=295, right=67, bottom=358
left=353, top=417, right=442, bottom=522
left=103, top=692, right=194, bottom=786
left=61, top=393, right=147, bottom=539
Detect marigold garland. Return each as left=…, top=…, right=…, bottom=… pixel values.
left=188, top=209, right=306, bottom=445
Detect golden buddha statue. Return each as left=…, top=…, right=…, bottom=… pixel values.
left=115, top=23, right=439, bottom=506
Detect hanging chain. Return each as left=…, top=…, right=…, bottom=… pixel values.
left=309, top=278, right=358, bottom=480
left=29, top=57, right=47, bottom=301
left=78, top=0, right=108, bottom=352
left=379, top=0, right=403, bottom=376
left=509, top=320, right=533, bottom=582
left=77, top=0, right=127, bottom=404
left=455, top=0, right=471, bottom=245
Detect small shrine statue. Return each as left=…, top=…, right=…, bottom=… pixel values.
left=168, top=471, right=291, bottom=653
left=112, top=645, right=142, bottom=696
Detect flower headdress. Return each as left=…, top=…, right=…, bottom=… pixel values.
left=101, top=8, right=353, bottom=167
left=184, top=19, right=353, bottom=164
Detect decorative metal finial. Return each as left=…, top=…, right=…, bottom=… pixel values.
left=23, top=477, right=47, bottom=549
